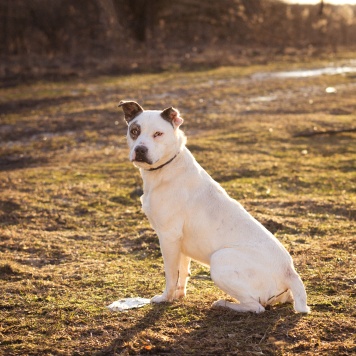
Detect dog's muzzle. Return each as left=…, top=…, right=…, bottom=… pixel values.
left=134, top=145, right=152, bottom=164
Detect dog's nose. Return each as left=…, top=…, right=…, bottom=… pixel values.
left=134, top=145, right=148, bottom=162
left=135, top=145, right=148, bottom=155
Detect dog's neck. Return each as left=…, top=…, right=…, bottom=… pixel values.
left=146, top=153, right=179, bottom=172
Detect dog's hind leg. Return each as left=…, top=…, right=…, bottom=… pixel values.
left=212, top=299, right=265, bottom=313
left=267, top=289, right=293, bottom=306
left=210, top=249, right=265, bottom=313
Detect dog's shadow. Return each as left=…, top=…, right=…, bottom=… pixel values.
left=96, top=303, right=306, bottom=355
left=96, top=303, right=170, bottom=355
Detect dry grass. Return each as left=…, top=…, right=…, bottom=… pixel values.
left=0, top=54, right=355, bottom=355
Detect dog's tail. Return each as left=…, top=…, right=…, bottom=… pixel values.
left=288, top=268, right=311, bottom=313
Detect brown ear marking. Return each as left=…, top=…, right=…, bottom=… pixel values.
left=161, top=107, right=184, bottom=128
left=161, top=107, right=178, bottom=126
left=118, top=100, right=144, bottom=123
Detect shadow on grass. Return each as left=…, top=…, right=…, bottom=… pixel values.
left=0, top=95, right=83, bottom=115
left=0, top=155, right=49, bottom=172
left=0, top=108, right=118, bottom=142
left=97, top=303, right=306, bottom=355
left=96, top=304, right=170, bottom=355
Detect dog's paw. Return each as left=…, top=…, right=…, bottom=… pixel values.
left=151, top=294, right=169, bottom=303
left=174, top=287, right=186, bottom=299
left=211, top=300, right=227, bottom=309
left=295, top=305, right=311, bottom=314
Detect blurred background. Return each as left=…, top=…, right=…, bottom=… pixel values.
left=0, top=0, right=355, bottom=83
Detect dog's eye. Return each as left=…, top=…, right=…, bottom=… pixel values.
left=153, top=132, right=163, bottom=138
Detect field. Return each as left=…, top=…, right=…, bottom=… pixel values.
left=0, top=54, right=355, bottom=355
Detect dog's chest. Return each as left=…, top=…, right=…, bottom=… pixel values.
left=140, top=190, right=166, bottom=227
left=141, top=195, right=163, bottom=235
left=141, top=180, right=183, bottom=232
left=140, top=193, right=151, bottom=217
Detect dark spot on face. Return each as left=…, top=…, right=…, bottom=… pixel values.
left=129, top=123, right=141, bottom=140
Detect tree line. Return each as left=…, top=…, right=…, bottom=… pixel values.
left=1, top=0, right=355, bottom=58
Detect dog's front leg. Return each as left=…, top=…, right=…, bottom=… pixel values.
left=175, top=254, right=191, bottom=299
left=151, top=237, right=183, bottom=303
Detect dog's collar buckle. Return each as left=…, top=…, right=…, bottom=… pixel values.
left=147, top=154, right=178, bottom=172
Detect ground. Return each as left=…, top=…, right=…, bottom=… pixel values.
left=0, top=53, right=355, bottom=355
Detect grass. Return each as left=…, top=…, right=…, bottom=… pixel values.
left=0, top=54, right=355, bottom=355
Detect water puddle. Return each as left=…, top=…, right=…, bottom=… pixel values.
left=252, top=65, right=356, bottom=80
left=249, top=95, right=278, bottom=103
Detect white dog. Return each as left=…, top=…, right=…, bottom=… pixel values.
left=119, top=100, right=310, bottom=314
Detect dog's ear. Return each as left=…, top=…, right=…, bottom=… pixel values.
left=161, top=107, right=184, bottom=128
left=118, top=100, right=144, bottom=124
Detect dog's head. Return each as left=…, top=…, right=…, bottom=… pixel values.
left=119, top=100, right=186, bottom=170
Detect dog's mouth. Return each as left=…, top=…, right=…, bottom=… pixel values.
left=133, top=156, right=153, bottom=165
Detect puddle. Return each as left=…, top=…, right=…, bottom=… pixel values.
left=249, top=95, right=278, bottom=103
left=252, top=66, right=356, bottom=80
